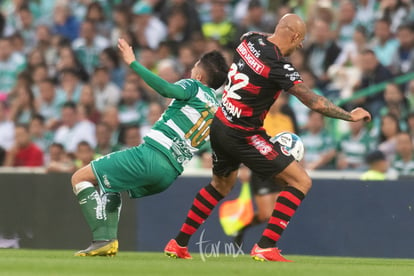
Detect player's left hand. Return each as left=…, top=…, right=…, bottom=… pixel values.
left=350, top=107, right=371, bottom=122
left=118, top=38, right=135, bottom=65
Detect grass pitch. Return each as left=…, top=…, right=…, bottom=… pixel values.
left=0, top=249, right=414, bottom=276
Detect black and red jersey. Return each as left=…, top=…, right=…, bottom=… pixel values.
left=216, top=32, right=303, bottom=131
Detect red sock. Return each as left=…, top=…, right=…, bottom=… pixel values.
left=175, top=183, right=223, bottom=246
left=258, top=186, right=305, bottom=248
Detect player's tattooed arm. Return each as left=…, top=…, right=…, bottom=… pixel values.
left=288, top=83, right=370, bottom=122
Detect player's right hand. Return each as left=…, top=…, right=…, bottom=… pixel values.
left=350, top=107, right=371, bottom=122
left=118, top=38, right=135, bottom=65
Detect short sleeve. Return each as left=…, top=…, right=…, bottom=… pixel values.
left=174, top=79, right=198, bottom=100
left=268, top=61, right=303, bottom=91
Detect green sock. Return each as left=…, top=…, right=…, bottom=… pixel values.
left=76, top=186, right=109, bottom=241
left=101, top=192, right=122, bottom=240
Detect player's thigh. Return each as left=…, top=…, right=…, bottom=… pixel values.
left=71, top=164, right=98, bottom=186
left=240, top=133, right=296, bottom=180
left=275, top=161, right=312, bottom=194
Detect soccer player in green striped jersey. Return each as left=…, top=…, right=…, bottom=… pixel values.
left=71, top=38, right=228, bottom=256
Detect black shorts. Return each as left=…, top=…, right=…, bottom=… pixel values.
left=210, top=117, right=295, bottom=180
left=250, top=172, right=284, bottom=196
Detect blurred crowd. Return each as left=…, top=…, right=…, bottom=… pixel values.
left=0, top=0, right=414, bottom=179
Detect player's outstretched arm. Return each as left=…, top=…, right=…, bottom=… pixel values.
left=117, top=38, right=190, bottom=100
left=288, top=83, right=371, bottom=122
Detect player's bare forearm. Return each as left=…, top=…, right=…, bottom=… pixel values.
left=288, top=83, right=371, bottom=122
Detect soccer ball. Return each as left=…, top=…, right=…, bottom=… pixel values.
left=270, top=131, right=304, bottom=162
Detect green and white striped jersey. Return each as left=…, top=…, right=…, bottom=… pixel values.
left=143, top=79, right=219, bottom=173
left=392, top=155, right=414, bottom=177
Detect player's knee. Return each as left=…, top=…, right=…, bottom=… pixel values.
left=296, top=174, right=312, bottom=194
left=71, top=170, right=81, bottom=187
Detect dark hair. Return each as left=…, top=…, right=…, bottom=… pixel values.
left=50, top=142, right=64, bottom=150
left=62, top=101, right=77, bottom=111
left=31, top=114, right=45, bottom=124
left=397, top=22, right=414, bottom=33
left=365, top=150, right=386, bottom=164
left=86, top=2, right=106, bottom=22
left=198, top=50, right=229, bottom=89
left=379, top=113, right=401, bottom=143
left=101, top=47, right=121, bottom=68
left=118, top=124, right=140, bottom=145
left=77, top=140, right=92, bottom=149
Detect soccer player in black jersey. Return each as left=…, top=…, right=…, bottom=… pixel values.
left=165, top=14, right=371, bottom=262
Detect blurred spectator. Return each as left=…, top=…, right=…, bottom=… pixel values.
left=95, top=122, right=122, bottom=155
left=52, top=2, right=80, bottom=42
left=355, top=0, right=377, bottom=34
left=35, top=24, right=52, bottom=54
left=101, top=106, right=121, bottom=146
left=376, top=0, right=410, bottom=33
left=360, top=150, right=389, bottom=180
left=378, top=83, right=409, bottom=130
left=289, top=48, right=306, bottom=72
left=336, top=120, right=374, bottom=170
left=16, top=5, right=36, bottom=53
left=0, top=36, right=26, bottom=95
left=29, top=114, right=54, bottom=154
left=35, top=78, right=64, bottom=129
left=46, top=142, right=74, bottom=173
left=406, top=112, right=414, bottom=140
left=118, top=81, right=149, bottom=126
left=84, top=2, right=111, bottom=38
left=178, top=44, right=197, bottom=78
left=406, top=80, right=414, bottom=111
left=304, top=19, right=341, bottom=88
left=110, top=4, right=132, bottom=46
left=91, top=66, right=121, bottom=112
left=56, top=45, right=89, bottom=82
left=132, top=0, right=167, bottom=49
left=4, top=124, right=44, bottom=167
left=202, top=0, right=236, bottom=48
left=119, top=124, right=142, bottom=148
left=78, top=84, right=101, bottom=124
left=74, top=141, right=100, bottom=170
left=160, top=0, right=201, bottom=42
left=164, top=8, right=192, bottom=53
left=289, top=69, right=323, bottom=129
left=301, top=111, right=336, bottom=170
left=390, top=23, right=414, bottom=76
left=354, top=49, right=393, bottom=117
left=72, top=19, right=110, bottom=74
left=157, top=59, right=183, bottom=83
left=53, top=101, right=96, bottom=154
left=99, top=47, right=126, bottom=88
left=0, top=101, right=14, bottom=151
left=57, top=67, right=84, bottom=103
left=392, top=131, right=414, bottom=178
left=377, top=113, right=401, bottom=162
left=335, top=1, right=359, bottom=47
left=238, top=0, right=274, bottom=35
left=370, top=18, right=399, bottom=67
left=8, top=84, right=36, bottom=125
left=334, top=25, right=368, bottom=68
left=140, top=101, right=165, bottom=138
left=30, top=64, right=49, bottom=93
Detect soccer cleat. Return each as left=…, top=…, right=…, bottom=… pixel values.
left=74, top=239, right=118, bottom=257
left=250, top=244, right=292, bottom=262
left=164, top=239, right=192, bottom=259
